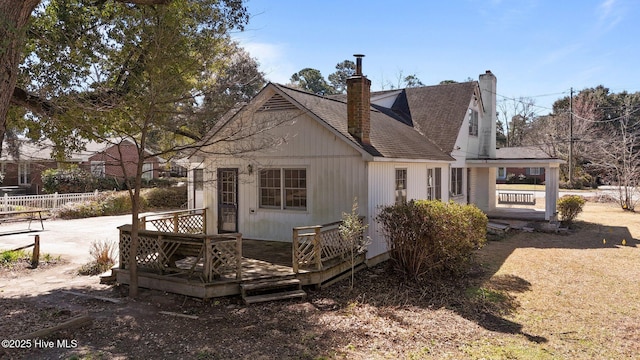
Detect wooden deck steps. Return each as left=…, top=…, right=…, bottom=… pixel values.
left=240, top=278, right=306, bottom=304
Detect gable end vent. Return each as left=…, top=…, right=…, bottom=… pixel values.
left=258, top=94, right=297, bottom=111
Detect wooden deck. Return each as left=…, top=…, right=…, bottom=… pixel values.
left=115, top=223, right=368, bottom=300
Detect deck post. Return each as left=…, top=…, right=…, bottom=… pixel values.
left=173, top=213, right=179, bottom=232
left=203, top=236, right=212, bottom=282
left=314, top=227, right=322, bottom=270
left=292, top=228, right=299, bottom=273
left=235, top=233, right=242, bottom=280
left=202, top=208, right=207, bottom=234
left=118, top=227, right=126, bottom=269
left=139, top=216, right=146, bottom=230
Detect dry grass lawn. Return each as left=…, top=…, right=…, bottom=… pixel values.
left=467, top=201, right=640, bottom=359
left=2, top=201, right=639, bottom=359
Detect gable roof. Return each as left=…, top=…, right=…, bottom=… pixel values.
left=271, top=84, right=455, bottom=161
left=390, top=82, right=478, bottom=153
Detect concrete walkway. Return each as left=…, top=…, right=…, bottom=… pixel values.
left=0, top=214, right=134, bottom=265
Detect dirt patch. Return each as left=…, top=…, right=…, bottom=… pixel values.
left=0, top=257, right=68, bottom=280
left=1, top=202, right=639, bottom=359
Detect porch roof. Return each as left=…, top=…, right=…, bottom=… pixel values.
left=466, top=146, right=565, bottom=168
left=466, top=157, right=565, bottom=168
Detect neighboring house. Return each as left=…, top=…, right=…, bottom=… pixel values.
left=0, top=138, right=164, bottom=194
left=0, top=141, right=57, bottom=194
left=495, top=147, right=549, bottom=184
left=189, top=57, right=563, bottom=262
left=78, top=139, right=163, bottom=182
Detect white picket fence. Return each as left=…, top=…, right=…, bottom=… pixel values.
left=0, top=190, right=101, bottom=212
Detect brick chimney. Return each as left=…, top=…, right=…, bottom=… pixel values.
left=347, top=54, right=371, bottom=145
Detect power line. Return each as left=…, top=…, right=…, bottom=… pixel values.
left=569, top=106, right=640, bottom=123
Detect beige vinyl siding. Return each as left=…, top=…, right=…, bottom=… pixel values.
left=205, top=110, right=367, bottom=241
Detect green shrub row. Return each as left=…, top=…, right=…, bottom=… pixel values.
left=52, top=187, right=187, bottom=219
left=376, top=200, right=488, bottom=281
left=42, top=166, right=185, bottom=194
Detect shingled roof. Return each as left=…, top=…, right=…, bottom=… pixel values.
left=270, top=81, right=479, bottom=161
left=273, top=84, right=455, bottom=161
left=391, top=82, right=478, bottom=153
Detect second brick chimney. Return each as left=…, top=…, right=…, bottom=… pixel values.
left=347, top=54, right=371, bottom=145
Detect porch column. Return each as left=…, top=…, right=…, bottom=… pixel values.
left=488, top=167, right=496, bottom=211
left=544, top=166, right=559, bottom=220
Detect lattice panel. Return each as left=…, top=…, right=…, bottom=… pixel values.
left=150, top=219, right=173, bottom=233
left=320, top=228, right=351, bottom=262
left=177, top=215, right=204, bottom=234
left=294, top=235, right=318, bottom=268
left=208, top=240, right=239, bottom=277
left=119, top=233, right=163, bottom=271
left=148, top=214, right=204, bottom=234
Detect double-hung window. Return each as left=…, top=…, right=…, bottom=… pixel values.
left=427, top=167, right=442, bottom=200
left=259, top=168, right=307, bottom=210
left=468, top=109, right=479, bottom=136
left=142, top=162, right=154, bottom=180
left=450, top=167, right=463, bottom=196
left=18, top=163, right=30, bottom=185
left=395, top=168, right=407, bottom=204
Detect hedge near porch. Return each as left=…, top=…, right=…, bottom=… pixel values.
left=376, top=200, right=488, bottom=280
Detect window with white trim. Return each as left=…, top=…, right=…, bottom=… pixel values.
left=18, top=163, right=30, bottom=185
left=468, top=109, right=479, bottom=136
left=259, top=168, right=307, bottom=210
left=193, top=169, right=204, bottom=191
left=427, top=168, right=435, bottom=200
left=528, top=167, right=541, bottom=176
left=427, top=168, right=443, bottom=201
left=434, top=167, right=442, bottom=200
left=451, top=167, right=463, bottom=196
left=91, top=161, right=105, bottom=178
left=142, top=162, right=154, bottom=180
left=395, top=168, right=407, bottom=204
left=497, top=167, right=507, bottom=179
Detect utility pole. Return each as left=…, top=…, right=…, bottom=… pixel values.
left=569, top=87, right=573, bottom=187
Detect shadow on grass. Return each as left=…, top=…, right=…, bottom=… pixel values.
left=461, top=218, right=638, bottom=342
left=3, top=218, right=636, bottom=358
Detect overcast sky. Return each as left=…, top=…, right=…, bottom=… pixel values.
left=235, top=0, right=640, bottom=115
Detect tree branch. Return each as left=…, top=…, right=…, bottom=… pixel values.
left=11, top=87, right=58, bottom=117
left=115, top=0, right=173, bottom=5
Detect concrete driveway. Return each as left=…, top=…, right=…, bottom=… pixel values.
left=0, top=214, right=134, bottom=265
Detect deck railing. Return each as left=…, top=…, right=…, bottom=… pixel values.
left=0, top=190, right=100, bottom=211
left=292, top=219, right=365, bottom=273
left=118, top=225, right=242, bottom=282
left=139, top=208, right=206, bottom=234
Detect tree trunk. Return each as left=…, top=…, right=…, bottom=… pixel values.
left=0, top=0, right=41, bottom=155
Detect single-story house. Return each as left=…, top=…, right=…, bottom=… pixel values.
left=188, top=56, right=563, bottom=263
left=0, top=138, right=165, bottom=194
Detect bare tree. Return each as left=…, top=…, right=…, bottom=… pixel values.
left=497, top=97, right=537, bottom=147
left=589, top=105, right=640, bottom=211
